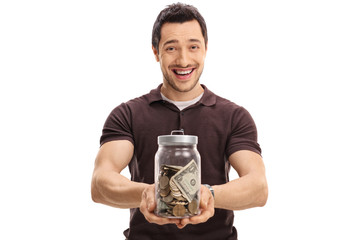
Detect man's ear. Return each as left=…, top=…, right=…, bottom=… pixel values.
left=152, top=46, right=160, bottom=62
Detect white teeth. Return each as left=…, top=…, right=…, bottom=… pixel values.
left=175, top=69, right=192, bottom=75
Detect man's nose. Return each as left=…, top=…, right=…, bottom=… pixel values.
left=175, top=49, right=190, bottom=67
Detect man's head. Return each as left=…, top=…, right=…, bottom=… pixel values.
left=152, top=3, right=208, bottom=53
left=152, top=3, right=208, bottom=98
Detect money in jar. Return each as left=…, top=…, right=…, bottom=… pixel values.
left=154, top=130, right=201, bottom=218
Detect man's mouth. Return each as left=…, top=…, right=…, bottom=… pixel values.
left=172, top=68, right=195, bottom=78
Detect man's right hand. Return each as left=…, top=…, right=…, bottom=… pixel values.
left=140, top=184, right=181, bottom=226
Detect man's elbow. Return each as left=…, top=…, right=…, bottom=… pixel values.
left=256, top=179, right=268, bottom=207
left=91, top=177, right=103, bottom=203
left=91, top=188, right=100, bottom=203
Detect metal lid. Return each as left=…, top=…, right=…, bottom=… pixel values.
left=158, top=130, right=198, bottom=145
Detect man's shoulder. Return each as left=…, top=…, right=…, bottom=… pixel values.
left=211, top=92, right=244, bottom=111
left=201, top=85, right=241, bottom=110
left=205, top=90, right=253, bottom=123
left=120, top=85, right=162, bottom=109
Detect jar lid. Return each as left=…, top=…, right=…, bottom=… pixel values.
left=158, top=130, right=198, bottom=145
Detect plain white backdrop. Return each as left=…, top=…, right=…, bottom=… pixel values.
left=1, top=0, right=359, bottom=239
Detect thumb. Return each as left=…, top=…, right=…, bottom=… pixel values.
left=147, top=199, right=155, bottom=211
left=143, top=186, right=156, bottom=211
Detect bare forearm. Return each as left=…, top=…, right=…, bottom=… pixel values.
left=212, top=174, right=268, bottom=210
left=92, top=170, right=148, bottom=208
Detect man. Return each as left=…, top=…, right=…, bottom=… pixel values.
left=91, top=3, right=268, bottom=239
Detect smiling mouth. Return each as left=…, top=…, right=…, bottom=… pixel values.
left=172, top=68, right=195, bottom=76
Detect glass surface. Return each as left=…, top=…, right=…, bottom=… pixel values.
left=154, top=144, right=201, bottom=218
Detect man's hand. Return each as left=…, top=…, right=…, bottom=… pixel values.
left=139, top=184, right=181, bottom=226
left=140, top=184, right=214, bottom=229
left=177, top=184, right=215, bottom=229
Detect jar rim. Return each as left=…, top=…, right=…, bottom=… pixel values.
left=158, top=134, right=198, bottom=145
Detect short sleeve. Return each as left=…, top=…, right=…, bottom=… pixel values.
left=226, top=107, right=261, bottom=157
left=100, top=103, right=134, bottom=146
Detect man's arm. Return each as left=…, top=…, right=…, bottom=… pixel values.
left=91, top=140, right=181, bottom=225
left=213, top=150, right=268, bottom=210
left=91, top=140, right=148, bottom=208
left=179, top=150, right=267, bottom=228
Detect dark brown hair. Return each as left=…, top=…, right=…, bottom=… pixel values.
left=152, top=3, right=208, bottom=52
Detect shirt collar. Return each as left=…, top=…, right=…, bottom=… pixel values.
left=147, top=84, right=216, bottom=107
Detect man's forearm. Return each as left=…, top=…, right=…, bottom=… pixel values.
left=212, top=174, right=268, bottom=211
left=91, top=170, right=148, bottom=209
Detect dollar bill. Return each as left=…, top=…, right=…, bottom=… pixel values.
left=172, top=159, right=200, bottom=202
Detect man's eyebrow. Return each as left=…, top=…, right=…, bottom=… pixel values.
left=189, top=39, right=201, bottom=43
left=163, top=39, right=178, bottom=47
left=162, top=38, right=202, bottom=47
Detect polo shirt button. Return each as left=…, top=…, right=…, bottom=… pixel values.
left=181, top=112, right=184, bottom=116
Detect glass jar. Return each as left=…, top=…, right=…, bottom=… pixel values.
left=154, top=130, right=201, bottom=218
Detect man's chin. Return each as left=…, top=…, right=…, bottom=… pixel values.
left=173, top=82, right=198, bottom=93
left=168, top=77, right=200, bottom=92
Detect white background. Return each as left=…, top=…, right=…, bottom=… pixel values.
left=1, top=0, right=359, bottom=239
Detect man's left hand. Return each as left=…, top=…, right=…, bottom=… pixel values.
left=176, top=184, right=215, bottom=229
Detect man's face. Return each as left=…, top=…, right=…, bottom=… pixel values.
left=153, top=20, right=207, bottom=93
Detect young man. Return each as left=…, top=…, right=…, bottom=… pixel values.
left=91, top=3, right=268, bottom=239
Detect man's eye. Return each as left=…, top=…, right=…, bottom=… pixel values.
left=167, top=47, right=175, bottom=51
left=191, top=46, right=199, bottom=50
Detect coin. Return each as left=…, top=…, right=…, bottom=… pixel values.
left=171, top=190, right=182, bottom=198
left=169, top=179, right=180, bottom=194
left=188, top=199, right=198, bottom=215
left=160, top=185, right=170, bottom=197
left=170, top=200, right=187, bottom=205
left=172, top=204, right=186, bottom=217
left=162, top=194, right=174, bottom=203
left=173, top=195, right=186, bottom=201
left=159, top=176, right=169, bottom=189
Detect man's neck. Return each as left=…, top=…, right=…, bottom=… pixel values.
left=160, top=83, right=204, bottom=101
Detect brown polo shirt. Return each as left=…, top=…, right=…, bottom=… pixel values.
left=100, top=84, right=261, bottom=240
